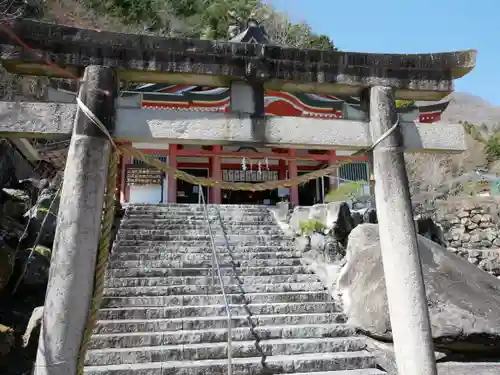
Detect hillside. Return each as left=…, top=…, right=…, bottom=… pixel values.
left=440, top=92, right=500, bottom=129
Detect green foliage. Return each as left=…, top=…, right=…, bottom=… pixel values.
left=485, top=133, right=500, bottom=163
left=324, top=181, right=367, bottom=202
left=395, top=100, right=415, bottom=108
left=461, top=120, right=500, bottom=163
left=299, top=219, right=325, bottom=235
left=79, top=0, right=336, bottom=49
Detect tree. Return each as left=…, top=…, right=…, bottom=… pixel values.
left=257, top=3, right=336, bottom=49
left=76, top=0, right=336, bottom=49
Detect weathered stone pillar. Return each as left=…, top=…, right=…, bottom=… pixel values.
left=34, top=66, right=117, bottom=375
left=369, top=86, right=437, bottom=375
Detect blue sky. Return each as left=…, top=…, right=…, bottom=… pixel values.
left=270, top=0, right=499, bottom=105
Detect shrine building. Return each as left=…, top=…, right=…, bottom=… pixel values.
left=119, top=83, right=448, bottom=206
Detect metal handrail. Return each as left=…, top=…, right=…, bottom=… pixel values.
left=197, top=185, right=233, bottom=375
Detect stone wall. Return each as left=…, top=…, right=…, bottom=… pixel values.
left=432, top=197, right=500, bottom=276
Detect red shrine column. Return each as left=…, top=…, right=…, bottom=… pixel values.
left=278, top=159, right=287, bottom=180
left=211, top=145, right=222, bottom=204
left=168, top=144, right=178, bottom=203
left=328, top=150, right=339, bottom=191
left=288, top=149, right=299, bottom=205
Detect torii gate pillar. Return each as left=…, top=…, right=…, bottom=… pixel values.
left=369, top=86, right=437, bottom=375
left=34, top=66, right=117, bottom=375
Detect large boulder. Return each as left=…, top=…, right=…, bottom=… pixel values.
left=338, top=224, right=500, bottom=354
left=289, top=206, right=311, bottom=235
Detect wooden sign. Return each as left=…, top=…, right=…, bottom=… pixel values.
left=126, top=167, right=163, bottom=186
left=222, top=169, right=278, bottom=182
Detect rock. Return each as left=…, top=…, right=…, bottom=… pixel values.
left=484, top=228, right=497, bottom=242
left=0, top=324, right=14, bottom=357
left=0, top=215, right=25, bottom=245
left=326, top=202, right=354, bottom=245
left=471, top=214, right=483, bottom=224
left=23, top=306, right=43, bottom=349
left=273, top=201, right=290, bottom=223
left=14, top=248, right=50, bottom=289
left=1, top=188, right=31, bottom=220
left=289, top=207, right=311, bottom=235
left=494, top=238, right=500, bottom=247
left=467, top=223, right=478, bottom=230
left=24, top=186, right=60, bottom=248
left=480, top=240, right=493, bottom=248
left=324, top=237, right=345, bottom=263
left=0, top=236, right=15, bottom=291
left=363, top=208, right=377, bottom=224
left=460, top=233, right=471, bottom=242
left=457, top=211, right=470, bottom=219
left=470, top=234, right=481, bottom=243
left=337, top=224, right=500, bottom=354
left=0, top=141, right=17, bottom=191
left=295, top=236, right=310, bottom=252
left=481, top=214, right=493, bottom=222
left=310, top=233, right=326, bottom=252
left=351, top=212, right=363, bottom=226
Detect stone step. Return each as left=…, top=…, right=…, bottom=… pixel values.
left=126, top=211, right=273, bottom=218
left=126, top=203, right=267, bottom=208
left=115, top=238, right=294, bottom=247
left=107, top=258, right=303, bottom=269
left=84, top=351, right=377, bottom=375
left=105, top=274, right=319, bottom=288
left=102, top=282, right=326, bottom=297
left=122, top=215, right=277, bottom=223
left=88, top=323, right=355, bottom=348
left=107, top=266, right=310, bottom=278
left=98, top=302, right=342, bottom=320
left=109, top=251, right=303, bottom=262
left=94, top=312, right=346, bottom=334
left=120, top=221, right=279, bottom=229
left=111, top=244, right=293, bottom=254
left=101, top=291, right=331, bottom=308
left=124, top=206, right=271, bottom=212
left=125, top=205, right=269, bottom=214
left=118, top=227, right=283, bottom=235
left=85, top=337, right=366, bottom=365
left=116, top=232, right=287, bottom=241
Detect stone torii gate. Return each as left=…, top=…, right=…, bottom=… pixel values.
left=0, top=19, right=475, bottom=375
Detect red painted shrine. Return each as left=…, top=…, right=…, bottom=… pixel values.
left=120, top=85, right=449, bottom=206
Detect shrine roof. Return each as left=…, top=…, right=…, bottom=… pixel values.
left=121, top=84, right=450, bottom=120
left=0, top=19, right=476, bottom=100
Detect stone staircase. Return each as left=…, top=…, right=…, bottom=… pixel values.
left=84, top=204, right=384, bottom=375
